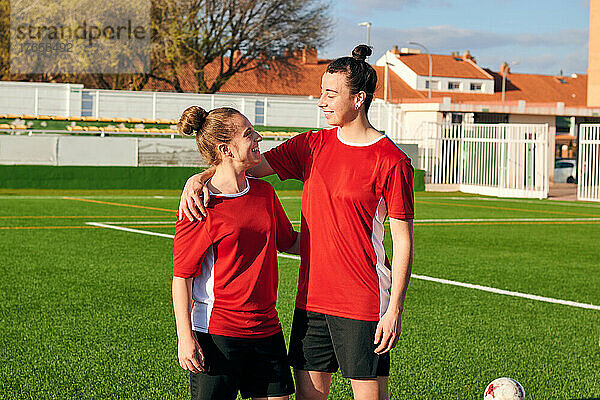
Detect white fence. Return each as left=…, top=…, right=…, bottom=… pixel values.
left=0, top=82, right=83, bottom=117
left=578, top=125, right=600, bottom=202
left=424, top=123, right=549, bottom=198
left=0, top=81, right=404, bottom=134
left=0, top=135, right=282, bottom=167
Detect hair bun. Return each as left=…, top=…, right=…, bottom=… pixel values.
left=178, top=106, right=209, bottom=136
left=352, top=45, right=372, bottom=62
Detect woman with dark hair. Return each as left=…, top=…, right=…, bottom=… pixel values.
left=172, top=106, right=299, bottom=400
left=178, top=45, right=414, bottom=400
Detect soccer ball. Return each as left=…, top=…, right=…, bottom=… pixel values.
left=484, top=377, right=526, bottom=400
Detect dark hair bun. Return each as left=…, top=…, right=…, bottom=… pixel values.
left=178, top=105, right=209, bottom=136
left=352, top=45, right=372, bottom=62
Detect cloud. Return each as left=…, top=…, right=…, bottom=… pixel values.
left=367, top=25, right=588, bottom=50
left=341, top=0, right=451, bottom=15
left=320, top=22, right=588, bottom=74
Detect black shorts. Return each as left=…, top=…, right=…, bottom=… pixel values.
left=288, top=308, right=390, bottom=379
left=190, top=330, right=294, bottom=400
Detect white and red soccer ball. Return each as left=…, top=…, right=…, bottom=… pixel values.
left=484, top=377, right=526, bottom=400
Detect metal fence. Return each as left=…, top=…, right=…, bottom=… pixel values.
left=578, top=124, right=600, bottom=202
left=0, top=81, right=407, bottom=134
left=424, top=123, right=549, bottom=198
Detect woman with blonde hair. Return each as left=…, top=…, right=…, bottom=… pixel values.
left=172, top=106, right=299, bottom=400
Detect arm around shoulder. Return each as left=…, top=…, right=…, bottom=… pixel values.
left=178, top=166, right=216, bottom=221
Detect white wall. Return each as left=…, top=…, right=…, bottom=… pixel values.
left=509, top=114, right=556, bottom=182
left=376, top=51, right=419, bottom=88
left=0, top=135, right=58, bottom=165
left=0, top=82, right=83, bottom=117
left=58, top=137, right=138, bottom=166
left=0, top=135, right=288, bottom=167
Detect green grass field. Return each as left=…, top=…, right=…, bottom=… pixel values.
left=1, top=188, right=599, bottom=399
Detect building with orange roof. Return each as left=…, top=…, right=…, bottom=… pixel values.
left=140, top=43, right=600, bottom=178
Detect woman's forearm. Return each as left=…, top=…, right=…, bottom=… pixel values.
left=172, top=277, right=194, bottom=340
left=388, top=218, right=413, bottom=314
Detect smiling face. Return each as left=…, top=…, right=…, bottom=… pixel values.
left=317, top=72, right=361, bottom=126
left=222, top=113, right=262, bottom=167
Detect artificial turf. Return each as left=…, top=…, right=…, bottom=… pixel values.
left=0, top=190, right=599, bottom=399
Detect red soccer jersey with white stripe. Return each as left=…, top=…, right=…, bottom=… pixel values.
left=173, top=178, right=297, bottom=338
left=264, top=127, right=414, bottom=321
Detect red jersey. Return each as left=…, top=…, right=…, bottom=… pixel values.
left=173, top=177, right=297, bottom=338
left=264, top=127, right=414, bottom=321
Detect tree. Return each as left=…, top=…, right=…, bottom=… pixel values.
left=151, top=0, right=332, bottom=93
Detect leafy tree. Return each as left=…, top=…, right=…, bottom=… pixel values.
left=0, top=0, right=332, bottom=93
left=151, top=0, right=332, bottom=93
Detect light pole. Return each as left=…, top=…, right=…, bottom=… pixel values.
left=502, top=61, right=519, bottom=102
left=409, top=41, right=432, bottom=99
left=358, top=22, right=372, bottom=47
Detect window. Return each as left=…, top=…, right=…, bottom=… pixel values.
left=448, top=82, right=460, bottom=90
left=425, top=80, right=439, bottom=90
left=470, top=83, right=482, bottom=91
left=81, top=91, right=94, bottom=117
left=254, top=100, right=264, bottom=125
left=474, top=113, right=509, bottom=124
left=451, top=113, right=463, bottom=124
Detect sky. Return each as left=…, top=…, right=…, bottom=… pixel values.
left=321, top=0, right=590, bottom=76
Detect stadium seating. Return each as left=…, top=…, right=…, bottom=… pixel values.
left=0, top=114, right=298, bottom=137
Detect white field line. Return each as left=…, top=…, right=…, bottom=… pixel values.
left=412, top=274, right=600, bottom=311
left=414, top=217, right=600, bottom=223
left=417, top=196, right=600, bottom=208
left=88, top=221, right=600, bottom=311
left=4, top=194, right=599, bottom=208
left=289, top=218, right=600, bottom=224
left=0, top=195, right=181, bottom=200
left=85, top=222, right=175, bottom=238
left=92, top=221, right=176, bottom=225
left=96, top=217, right=600, bottom=226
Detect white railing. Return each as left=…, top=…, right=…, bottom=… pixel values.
left=1, top=81, right=414, bottom=141
left=578, top=124, right=600, bottom=202
left=424, top=123, right=549, bottom=198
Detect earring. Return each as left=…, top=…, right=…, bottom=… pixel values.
left=356, top=104, right=360, bottom=110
